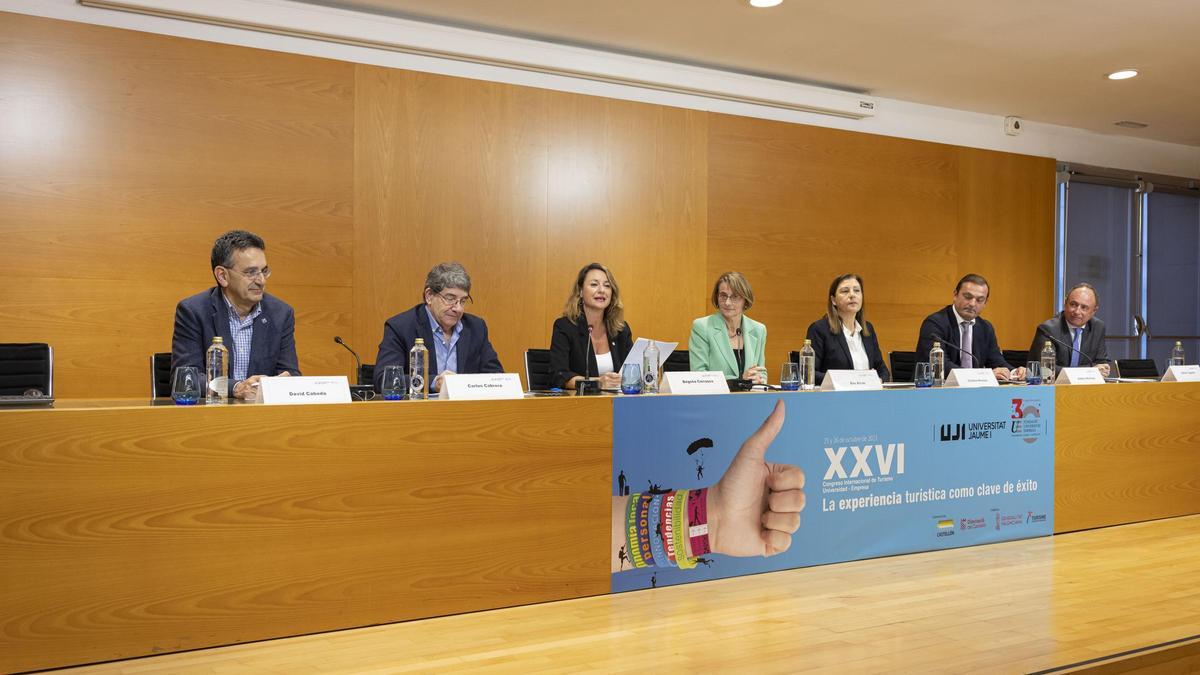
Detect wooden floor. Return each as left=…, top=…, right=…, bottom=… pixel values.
left=57, top=515, right=1200, bottom=674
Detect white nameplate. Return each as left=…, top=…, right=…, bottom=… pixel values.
left=944, top=368, right=999, bottom=388
left=1162, top=365, right=1200, bottom=382
left=1054, top=367, right=1106, bottom=385
left=255, top=376, right=351, bottom=405
left=442, top=373, right=524, bottom=400
left=820, top=370, right=883, bottom=391
left=660, top=371, right=730, bottom=395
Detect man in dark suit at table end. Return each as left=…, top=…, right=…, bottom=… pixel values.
left=1026, top=282, right=1111, bottom=377
left=374, top=262, right=503, bottom=393
left=171, top=230, right=300, bottom=399
left=914, top=273, right=1025, bottom=381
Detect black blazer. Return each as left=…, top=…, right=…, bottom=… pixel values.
left=171, top=287, right=301, bottom=394
left=914, top=305, right=1006, bottom=369
left=1026, top=313, right=1110, bottom=370
left=805, top=318, right=890, bottom=384
left=549, top=316, right=633, bottom=389
left=373, top=303, right=503, bottom=392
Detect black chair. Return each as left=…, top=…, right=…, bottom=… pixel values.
left=1116, top=358, right=1159, bottom=379
left=0, top=343, right=54, bottom=396
left=151, top=352, right=173, bottom=397
left=663, top=350, right=690, bottom=373
left=524, top=348, right=554, bottom=390
left=358, top=363, right=375, bottom=387
left=889, top=351, right=916, bottom=383
left=1002, top=349, right=1029, bottom=370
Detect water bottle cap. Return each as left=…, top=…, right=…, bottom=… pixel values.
left=212, top=337, right=224, bottom=344
left=804, top=339, right=811, bottom=345
left=415, top=338, right=424, bottom=344
left=1045, top=340, right=1051, bottom=347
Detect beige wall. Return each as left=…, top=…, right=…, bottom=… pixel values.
left=0, top=12, right=1054, bottom=396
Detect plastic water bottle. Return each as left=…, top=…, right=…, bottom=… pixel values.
left=205, top=336, right=229, bottom=404
left=642, top=341, right=660, bottom=394
left=929, top=341, right=945, bottom=388
left=799, top=339, right=816, bottom=390
left=1171, top=341, right=1185, bottom=366
left=1041, top=341, right=1057, bottom=384
left=408, top=338, right=429, bottom=400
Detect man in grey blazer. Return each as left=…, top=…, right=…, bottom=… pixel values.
left=1026, top=282, right=1111, bottom=377
left=171, top=230, right=300, bottom=398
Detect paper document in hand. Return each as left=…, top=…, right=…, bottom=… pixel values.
left=626, top=338, right=678, bottom=371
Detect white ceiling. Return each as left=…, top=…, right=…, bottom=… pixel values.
left=291, top=0, right=1200, bottom=147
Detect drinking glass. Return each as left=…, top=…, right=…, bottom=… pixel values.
left=780, top=362, right=800, bottom=391
left=620, top=363, right=642, bottom=395
left=380, top=365, right=406, bottom=401
left=913, top=362, right=933, bottom=388
left=171, top=366, right=201, bottom=405
left=1025, top=360, right=1043, bottom=385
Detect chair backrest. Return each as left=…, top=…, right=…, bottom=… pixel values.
left=151, top=352, right=173, bottom=397
left=1002, top=349, right=1029, bottom=370
left=1116, top=358, right=1159, bottom=379
left=889, top=351, right=917, bottom=383
left=662, top=349, right=690, bottom=373
left=0, top=343, right=53, bottom=396
left=524, top=348, right=554, bottom=391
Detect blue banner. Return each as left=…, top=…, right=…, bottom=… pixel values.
left=611, top=388, right=1054, bottom=592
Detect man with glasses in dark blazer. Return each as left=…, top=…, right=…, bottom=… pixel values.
left=373, top=261, right=503, bottom=394
left=171, top=230, right=300, bottom=399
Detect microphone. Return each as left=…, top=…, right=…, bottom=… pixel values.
left=728, top=326, right=753, bottom=391
left=333, top=335, right=365, bottom=385
left=577, top=323, right=599, bottom=395
left=1035, top=325, right=1094, bottom=366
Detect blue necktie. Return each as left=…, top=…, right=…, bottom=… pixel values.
left=1070, top=327, right=1082, bottom=367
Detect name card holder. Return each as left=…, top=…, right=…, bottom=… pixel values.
left=944, top=368, right=999, bottom=388
left=660, top=371, right=730, bottom=395
left=1162, top=365, right=1200, bottom=382
left=255, top=376, right=352, bottom=405
left=442, top=373, right=524, bottom=400
left=820, top=370, right=883, bottom=391
left=1054, top=367, right=1106, bottom=385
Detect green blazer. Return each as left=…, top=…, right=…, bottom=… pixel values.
left=688, top=313, right=767, bottom=379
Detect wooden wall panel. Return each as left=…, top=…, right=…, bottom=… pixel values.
left=353, top=66, right=551, bottom=375
left=1055, top=382, right=1200, bottom=533
left=0, top=398, right=612, bottom=673
left=0, top=13, right=354, bottom=396
left=2, top=12, right=1055, bottom=394
left=955, top=147, right=1058, bottom=349
left=353, top=66, right=707, bottom=375
left=706, top=115, right=1056, bottom=374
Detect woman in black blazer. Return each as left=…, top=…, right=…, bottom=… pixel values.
left=804, top=273, right=891, bottom=383
left=550, top=262, right=633, bottom=390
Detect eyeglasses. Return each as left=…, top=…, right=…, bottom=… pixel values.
left=435, top=292, right=472, bottom=308
left=717, top=293, right=742, bottom=303
left=224, top=266, right=271, bottom=281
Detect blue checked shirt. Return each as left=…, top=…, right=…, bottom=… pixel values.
left=424, top=305, right=462, bottom=390
left=223, top=294, right=263, bottom=383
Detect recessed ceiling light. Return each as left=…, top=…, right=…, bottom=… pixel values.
left=1106, top=69, right=1139, bottom=80
left=749, top=0, right=783, bottom=7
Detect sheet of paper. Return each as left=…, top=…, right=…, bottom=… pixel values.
left=625, top=338, right=678, bottom=371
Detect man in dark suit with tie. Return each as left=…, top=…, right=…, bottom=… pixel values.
left=914, top=273, right=1026, bottom=381
left=171, top=230, right=300, bottom=399
left=374, top=262, right=503, bottom=393
left=1026, top=282, right=1111, bottom=377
